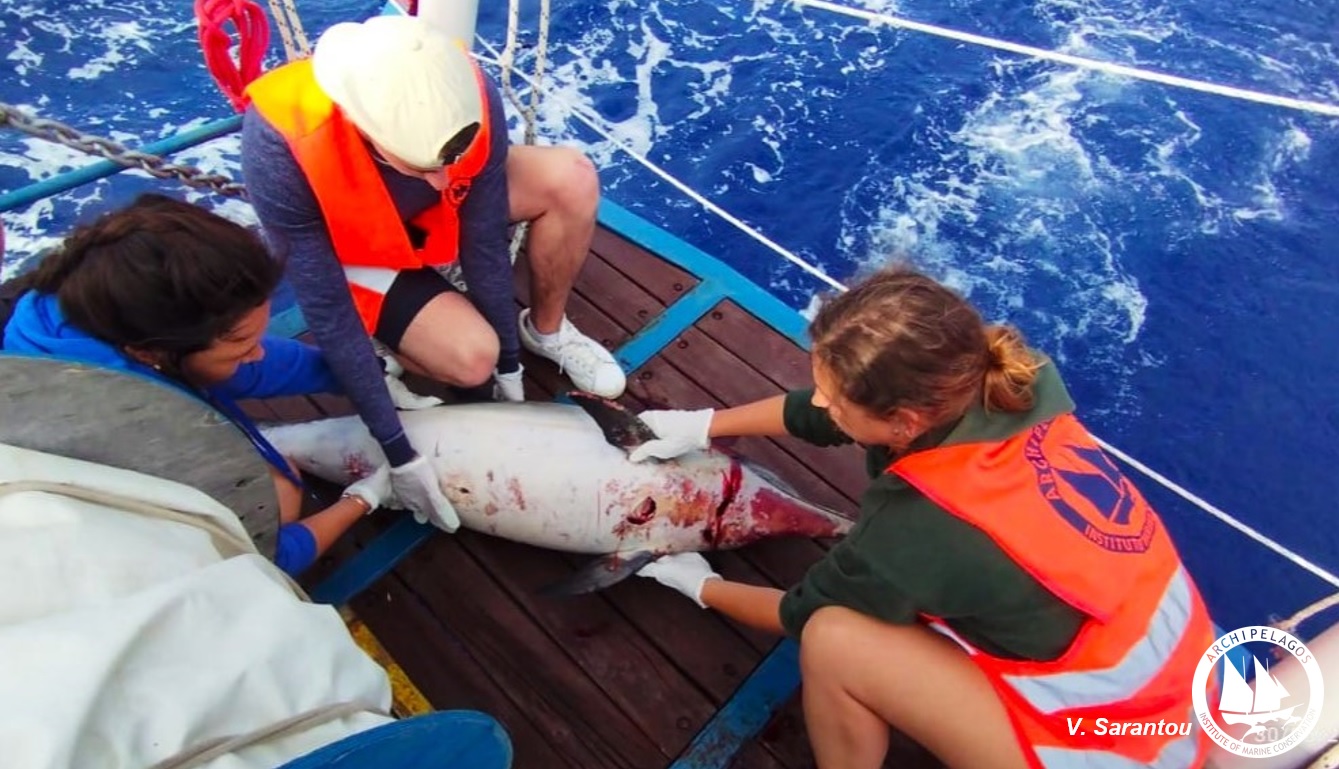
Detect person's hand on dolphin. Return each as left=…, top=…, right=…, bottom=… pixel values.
left=628, top=409, right=714, bottom=462
left=637, top=552, right=721, bottom=608
left=389, top=455, right=461, bottom=532
left=343, top=463, right=392, bottom=510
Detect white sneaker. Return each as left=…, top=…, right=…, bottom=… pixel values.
left=518, top=309, right=627, bottom=398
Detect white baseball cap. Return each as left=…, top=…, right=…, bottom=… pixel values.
left=312, top=16, right=482, bottom=170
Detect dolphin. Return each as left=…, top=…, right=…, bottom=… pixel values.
left=259, top=392, right=853, bottom=592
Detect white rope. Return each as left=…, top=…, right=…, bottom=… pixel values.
left=265, top=0, right=310, bottom=61
left=1274, top=592, right=1339, bottom=637
left=526, top=0, right=552, bottom=146
left=495, top=0, right=552, bottom=263
left=471, top=40, right=1339, bottom=588
left=1096, top=439, right=1339, bottom=590
left=498, top=0, right=525, bottom=116
left=471, top=47, right=847, bottom=291
left=794, top=0, right=1339, bottom=118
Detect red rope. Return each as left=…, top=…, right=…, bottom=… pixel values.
left=194, top=0, right=271, bottom=113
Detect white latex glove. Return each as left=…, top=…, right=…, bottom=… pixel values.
left=388, top=455, right=461, bottom=533
left=637, top=552, right=722, bottom=608
left=493, top=364, right=525, bottom=403
left=628, top=409, right=714, bottom=463
left=380, top=354, right=444, bottom=411
left=343, top=463, right=392, bottom=511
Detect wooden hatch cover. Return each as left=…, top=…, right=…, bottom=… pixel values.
left=0, top=355, right=279, bottom=558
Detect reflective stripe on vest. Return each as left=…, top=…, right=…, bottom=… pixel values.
left=1002, top=565, right=1194, bottom=714
left=245, top=57, right=492, bottom=333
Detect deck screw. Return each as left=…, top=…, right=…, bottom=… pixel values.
left=639, top=371, right=653, bottom=381
left=677, top=340, right=689, bottom=349
left=710, top=311, right=723, bottom=320
left=672, top=282, right=684, bottom=292
left=637, top=309, right=648, bottom=317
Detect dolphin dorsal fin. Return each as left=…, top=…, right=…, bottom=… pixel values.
left=566, top=390, right=659, bottom=450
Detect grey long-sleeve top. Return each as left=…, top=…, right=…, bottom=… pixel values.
left=240, top=73, right=520, bottom=465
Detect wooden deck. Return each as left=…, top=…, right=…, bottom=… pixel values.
left=242, top=225, right=945, bottom=769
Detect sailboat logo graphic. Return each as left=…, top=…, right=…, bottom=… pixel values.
left=1192, top=626, right=1325, bottom=758
left=1218, top=651, right=1300, bottom=732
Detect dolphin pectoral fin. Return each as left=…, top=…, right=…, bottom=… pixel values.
left=566, top=390, right=659, bottom=450
left=540, top=550, right=659, bottom=596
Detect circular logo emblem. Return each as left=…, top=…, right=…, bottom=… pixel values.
left=1193, top=626, right=1324, bottom=757
left=1023, top=422, right=1155, bottom=553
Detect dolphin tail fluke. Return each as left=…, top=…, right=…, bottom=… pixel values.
left=566, top=391, right=659, bottom=450
left=541, top=549, right=659, bottom=596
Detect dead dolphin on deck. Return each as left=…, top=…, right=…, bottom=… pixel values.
left=259, top=391, right=853, bottom=593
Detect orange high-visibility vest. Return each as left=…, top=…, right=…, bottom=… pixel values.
left=891, top=413, right=1214, bottom=769
left=245, top=57, right=492, bottom=333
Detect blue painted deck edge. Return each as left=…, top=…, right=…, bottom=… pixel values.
left=309, top=515, right=438, bottom=606
left=596, top=200, right=813, bottom=352
left=669, top=639, right=802, bottom=769
left=615, top=280, right=728, bottom=371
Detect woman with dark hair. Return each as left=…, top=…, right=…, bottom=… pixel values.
left=1, top=193, right=391, bottom=576
left=627, top=266, right=1214, bottom=769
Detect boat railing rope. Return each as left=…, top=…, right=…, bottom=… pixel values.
left=795, top=0, right=1339, bottom=118
left=469, top=47, right=1339, bottom=594
left=0, top=103, right=248, bottom=200
left=265, top=0, right=310, bottom=61
left=1273, top=591, right=1339, bottom=637
left=494, top=0, right=552, bottom=263
left=474, top=43, right=855, bottom=292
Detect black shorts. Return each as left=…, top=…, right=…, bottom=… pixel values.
left=372, top=268, right=459, bottom=349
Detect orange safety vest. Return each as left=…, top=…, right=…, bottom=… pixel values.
left=891, top=413, right=1215, bottom=769
left=244, top=57, right=493, bottom=333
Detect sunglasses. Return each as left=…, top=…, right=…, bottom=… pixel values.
left=371, top=122, right=482, bottom=174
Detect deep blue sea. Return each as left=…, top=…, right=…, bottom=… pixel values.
left=2, top=0, right=1337, bottom=634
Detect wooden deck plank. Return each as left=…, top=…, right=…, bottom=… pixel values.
left=349, top=569, right=577, bottom=768
left=459, top=535, right=721, bottom=760
left=309, top=392, right=357, bottom=418
left=591, top=227, right=698, bottom=304
left=729, top=741, right=792, bottom=769
left=237, top=398, right=281, bottom=423
left=696, top=302, right=814, bottom=392
left=383, top=530, right=672, bottom=769
left=263, top=394, right=325, bottom=424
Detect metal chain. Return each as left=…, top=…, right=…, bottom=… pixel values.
left=0, top=102, right=247, bottom=200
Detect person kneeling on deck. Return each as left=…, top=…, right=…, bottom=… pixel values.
left=0, top=194, right=400, bottom=577
left=628, top=266, right=1214, bottom=769
left=239, top=16, right=626, bottom=459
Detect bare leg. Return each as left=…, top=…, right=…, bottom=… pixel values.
left=506, top=145, right=599, bottom=334
left=800, top=606, right=1030, bottom=769
left=392, top=292, right=500, bottom=387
